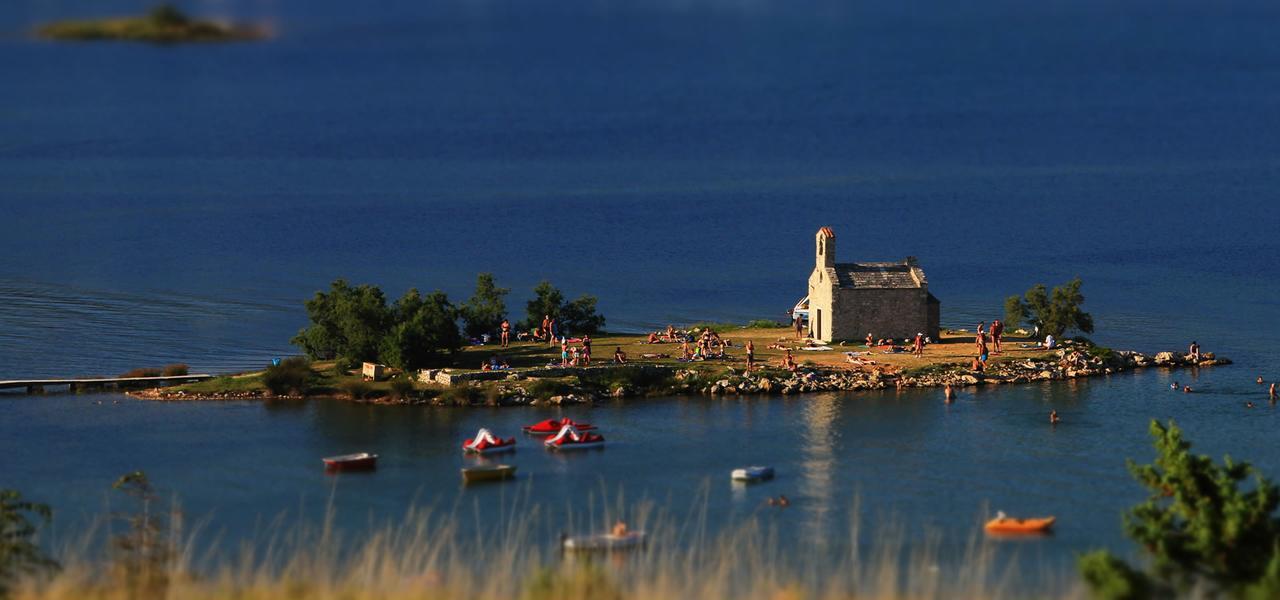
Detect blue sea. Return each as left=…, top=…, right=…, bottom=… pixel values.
left=2, top=0, right=1279, bottom=588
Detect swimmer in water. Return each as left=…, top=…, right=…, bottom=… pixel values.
left=1171, top=381, right=1179, bottom=390
left=1050, top=410, right=1061, bottom=425
left=1183, top=386, right=1192, bottom=393
left=944, top=383, right=955, bottom=404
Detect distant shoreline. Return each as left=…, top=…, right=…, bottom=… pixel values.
left=37, top=6, right=265, bottom=43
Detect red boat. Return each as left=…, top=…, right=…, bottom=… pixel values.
left=544, top=424, right=605, bottom=450
left=462, top=428, right=517, bottom=454
left=323, top=452, right=378, bottom=471
left=523, top=417, right=596, bottom=436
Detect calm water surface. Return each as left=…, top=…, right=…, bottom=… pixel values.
left=2, top=0, right=1280, bottom=586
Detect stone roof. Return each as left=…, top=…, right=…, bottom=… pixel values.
left=834, top=262, right=925, bottom=289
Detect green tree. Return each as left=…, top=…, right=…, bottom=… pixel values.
left=522, top=280, right=565, bottom=332
left=148, top=4, right=189, bottom=27
left=1078, top=420, right=1280, bottom=598
left=379, top=289, right=463, bottom=371
left=520, top=280, right=606, bottom=336
left=1004, top=277, right=1094, bottom=338
left=459, top=273, right=509, bottom=339
left=0, top=490, right=58, bottom=597
left=291, top=279, right=393, bottom=363
left=561, top=294, right=606, bottom=335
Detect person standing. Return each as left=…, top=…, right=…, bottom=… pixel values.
left=913, top=333, right=925, bottom=357
left=1188, top=341, right=1200, bottom=361
left=990, top=319, right=1003, bottom=354
left=794, top=315, right=805, bottom=339
left=581, top=334, right=592, bottom=366
left=500, top=319, right=511, bottom=348
left=745, top=340, right=756, bottom=372
left=548, top=317, right=558, bottom=347
left=540, top=314, right=551, bottom=344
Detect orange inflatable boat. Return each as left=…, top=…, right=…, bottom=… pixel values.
left=984, top=515, right=1056, bottom=535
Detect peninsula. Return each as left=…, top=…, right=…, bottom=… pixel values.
left=37, top=4, right=264, bottom=43
left=133, top=326, right=1230, bottom=405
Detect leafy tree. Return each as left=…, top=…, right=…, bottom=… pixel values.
left=148, top=4, right=189, bottom=27
left=459, top=273, right=509, bottom=339
left=561, top=294, right=606, bottom=335
left=1004, top=277, right=1094, bottom=338
left=520, top=280, right=606, bottom=335
left=522, top=280, right=565, bottom=332
left=0, top=490, right=58, bottom=596
left=379, top=290, right=462, bottom=371
left=1078, top=420, right=1280, bottom=598
left=291, top=279, right=393, bottom=363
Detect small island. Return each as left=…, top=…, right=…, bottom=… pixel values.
left=37, top=4, right=264, bottom=43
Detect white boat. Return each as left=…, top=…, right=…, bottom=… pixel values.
left=731, top=466, right=774, bottom=482
left=462, top=428, right=517, bottom=454
left=544, top=424, right=605, bottom=450
left=562, top=531, right=646, bottom=552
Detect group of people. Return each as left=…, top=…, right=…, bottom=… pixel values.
left=558, top=335, right=593, bottom=367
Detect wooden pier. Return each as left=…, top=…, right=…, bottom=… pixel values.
left=0, top=374, right=213, bottom=394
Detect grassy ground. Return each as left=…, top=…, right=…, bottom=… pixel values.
left=11, top=495, right=1080, bottom=600
left=157, top=327, right=1050, bottom=401
left=448, top=327, right=1048, bottom=374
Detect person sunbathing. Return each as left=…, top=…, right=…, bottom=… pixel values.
left=647, top=332, right=660, bottom=344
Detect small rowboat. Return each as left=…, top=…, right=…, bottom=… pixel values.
left=984, top=515, right=1056, bottom=535
left=731, top=466, right=775, bottom=482
left=545, top=425, right=605, bottom=450
left=462, top=429, right=517, bottom=454
left=562, top=531, right=646, bottom=552
left=462, top=464, right=516, bottom=483
left=323, top=452, right=378, bottom=471
left=523, top=418, right=596, bottom=436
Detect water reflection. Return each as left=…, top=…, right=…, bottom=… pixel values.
left=800, top=393, right=839, bottom=548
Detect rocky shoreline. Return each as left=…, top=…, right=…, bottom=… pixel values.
left=131, top=345, right=1230, bottom=406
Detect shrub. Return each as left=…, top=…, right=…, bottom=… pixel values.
left=119, top=367, right=163, bottom=378
left=527, top=378, right=574, bottom=398
left=262, top=357, right=312, bottom=396
left=388, top=378, right=415, bottom=401
left=689, top=322, right=739, bottom=333
left=439, top=384, right=481, bottom=406
left=339, top=380, right=373, bottom=400
left=746, top=319, right=781, bottom=329
left=160, top=363, right=188, bottom=376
